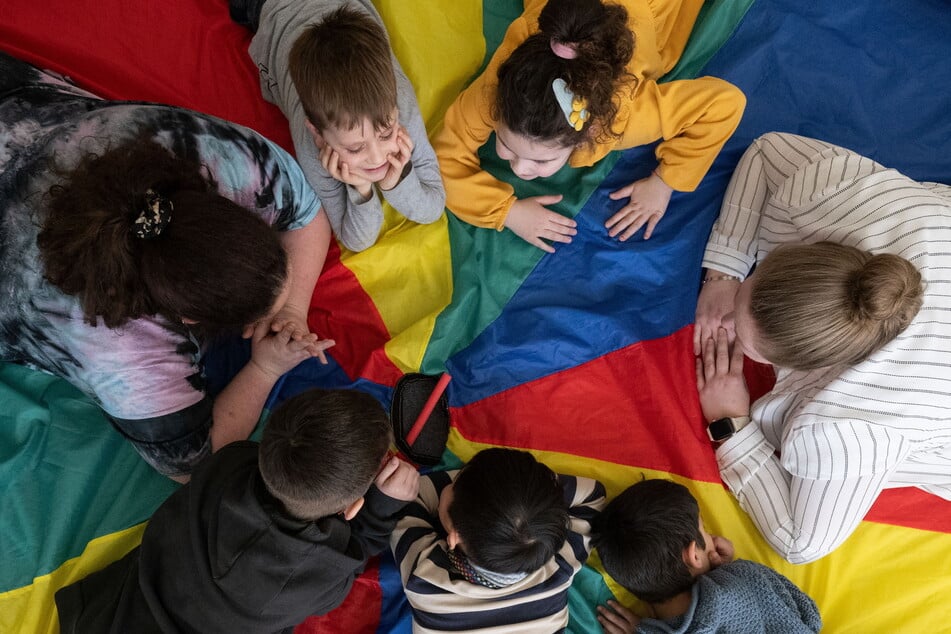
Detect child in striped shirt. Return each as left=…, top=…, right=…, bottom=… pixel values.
left=390, top=447, right=606, bottom=633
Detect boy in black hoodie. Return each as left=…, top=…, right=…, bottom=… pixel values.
left=55, top=388, right=419, bottom=633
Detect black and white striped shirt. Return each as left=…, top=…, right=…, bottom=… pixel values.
left=703, top=132, right=951, bottom=563
left=390, top=470, right=605, bottom=633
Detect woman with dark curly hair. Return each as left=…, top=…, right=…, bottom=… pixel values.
left=0, top=52, right=333, bottom=480
left=435, top=0, right=745, bottom=251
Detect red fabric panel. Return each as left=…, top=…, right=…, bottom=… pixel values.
left=0, top=0, right=291, bottom=148
left=1, top=0, right=402, bottom=387
left=452, top=327, right=723, bottom=483
left=308, top=244, right=402, bottom=386
left=294, top=557, right=383, bottom=634
left=453, top=327, right=951, bottom=534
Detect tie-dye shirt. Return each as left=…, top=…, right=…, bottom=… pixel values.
left=0, top=53, right=320, bottom=422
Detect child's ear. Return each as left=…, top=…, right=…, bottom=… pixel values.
left=304, top=119, right=325, bottom=149
left=682, top=541, right=705, bottom=575
left=342, top=496, right=365, bottom=520
left=446, top=528, right=462, bottom=551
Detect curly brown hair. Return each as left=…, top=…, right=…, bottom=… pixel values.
left=496, top=0, right=635, bottom=148
left=38, top=138, right=287, bottom=332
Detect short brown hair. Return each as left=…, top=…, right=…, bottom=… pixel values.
left=751, top=242, right=924, bottom=370
left=288, top=6, right=397, bottom=132
left=259, top=388, right=392, bottom=520
left=39, top=137, right=287, bottom=332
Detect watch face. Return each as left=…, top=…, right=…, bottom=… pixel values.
left=707, top=417, right=735, bottom=442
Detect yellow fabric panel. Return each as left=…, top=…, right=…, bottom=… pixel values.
left=373, top=0, right=485, bottom=130
left=0, top=524, right=145, bottom=634
left=447, top=430, right=951, bottom=634
left=339, top=1, right=486, bottom=372
left=341, top=210, right=452, bottom=374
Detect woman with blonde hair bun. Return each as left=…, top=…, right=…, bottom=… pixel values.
left=746, top=242, right=922, bottom=370
left=694, top=132, right=951, bottom=564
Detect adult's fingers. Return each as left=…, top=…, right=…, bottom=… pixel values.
left=695, top=356, right=706, bottom=390
left=702, top=336, right=717, bottom=383
left=731, top=329, right=746, bottom=373
left=716, top=327, right=730, bottom=372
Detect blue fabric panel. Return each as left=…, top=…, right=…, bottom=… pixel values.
left=445, top=0, right=951, bottom=408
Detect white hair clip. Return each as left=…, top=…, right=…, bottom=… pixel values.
left=551, top=78, right=589, bottom=132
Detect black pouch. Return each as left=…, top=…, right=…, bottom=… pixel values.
left=390, top=373, right=450, bottom=465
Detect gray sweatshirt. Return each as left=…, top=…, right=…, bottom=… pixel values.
left=250, top=0, right=445, bottom=251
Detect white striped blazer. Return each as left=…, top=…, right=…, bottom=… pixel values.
left=703, top=132, right=951, bottom=563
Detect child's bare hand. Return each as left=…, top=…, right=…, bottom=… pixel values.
left=249, top=322, right=318, bottom=379
left=607, top=172, right=674, bottom=240
left=694, top=275, right=740, bottom=355
left=708, top=534, right=735, bottom=567
left=320, top=143, right=373, bottom=200
left=375, top=456, right=420, bottom=502
left=378, top=125, right=413, bottom=192
left=597, top=600, right=640, bottom=634
left=504, top=195, right=576, bottom=253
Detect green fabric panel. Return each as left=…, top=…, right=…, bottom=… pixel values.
left=476, top=0, right=523, bottom=76
left=421, top=140, right=620, bottom=374
left=0, top=362, right=178, bottom=592
left=664, top=0, right=758, bottom=82
left=421, top=0, right=753, bottom=373
left=568, top=564, right=616, bottom=633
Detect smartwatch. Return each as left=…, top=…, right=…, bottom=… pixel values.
left=707, top=416, right=751, bottom=443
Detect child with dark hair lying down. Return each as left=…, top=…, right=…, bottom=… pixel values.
left=55, top=388, right=419, bottom=633
left=390, top=447, right=606, bottom=633
left=593, top=479, right=821, bottom=634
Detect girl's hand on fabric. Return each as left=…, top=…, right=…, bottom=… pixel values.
left=708, top=535, right=736, bottom=568
left=597, top=600, right=640, bottom=634
left=248, top=322, right=317, bottom=380
left=379, top=125, right=414, bottom=192
left=606, top=172, right=674, bottom=240
left=375, top=456, right=420, bottom=502
left=319, top=143, right=373, bottom=200
left=696, top=327, right=750, bottom=422
left=504, top=195, right=576, bottom=253
left=694, top=274, right=740, bottom=355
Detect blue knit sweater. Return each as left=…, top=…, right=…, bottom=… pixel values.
left=636, top=559, right=821, bottom=634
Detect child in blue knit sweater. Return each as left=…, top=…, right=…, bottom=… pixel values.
left=592, top=479, right=821, bottom=634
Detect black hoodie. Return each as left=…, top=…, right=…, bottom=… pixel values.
left=56, top=441, right=407, bottom=633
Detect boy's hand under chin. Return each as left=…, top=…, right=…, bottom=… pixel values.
left=378, top=125, right=413, bottom=192
left=319, top=143, right=374, bottom=200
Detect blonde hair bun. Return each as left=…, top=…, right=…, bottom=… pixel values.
left=751, top=242, right=924, bottom=370
left=849, top=253, right=923, bottom=327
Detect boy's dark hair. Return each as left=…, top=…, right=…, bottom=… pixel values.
left=448, top=448, right=568, bottom=575
left=496, top=0, right=634, bottom=148
left=39, top=138, right=286, bottom=332
left=592, top=479, right=706, bottom=604
left=259, top=388, right=392, bottom=520
left=289, top=6, right=397, bottom=132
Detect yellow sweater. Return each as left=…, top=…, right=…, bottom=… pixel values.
left=435, top=0, right=747, bottom=230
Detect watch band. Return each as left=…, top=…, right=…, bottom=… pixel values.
left=707, top=415, right=751, bottom=442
